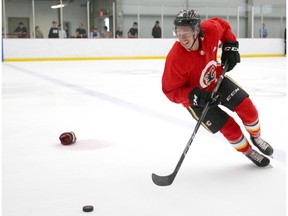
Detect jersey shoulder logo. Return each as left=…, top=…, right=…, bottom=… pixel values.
left=199, top=61, right=217, bottom=88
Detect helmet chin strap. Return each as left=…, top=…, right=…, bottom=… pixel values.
left=187, top=26, right=199, bottom=51
left=187, top=33, right=199, bottom=51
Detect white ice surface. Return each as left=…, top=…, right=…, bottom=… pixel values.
left=2, top=58, right=286, bottom=216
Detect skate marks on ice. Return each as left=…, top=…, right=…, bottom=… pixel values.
left=2, top=58, right=286, bottom=216
left=4, top=63, right=194, bottom=129
left=229, top=57, right=286, bottom=98
left=272, top=149, right=286, bottom=162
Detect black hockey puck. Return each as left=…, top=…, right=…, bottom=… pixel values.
left=82, top=205, right=94, bottom=212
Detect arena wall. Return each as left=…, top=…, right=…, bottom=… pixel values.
left=2, top=38, right=285, bottom=62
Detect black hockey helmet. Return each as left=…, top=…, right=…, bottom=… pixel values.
left=174, top=9, right=201, bottom=31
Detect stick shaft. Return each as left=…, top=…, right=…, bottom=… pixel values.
left=152, top=62, right=229, bottom=186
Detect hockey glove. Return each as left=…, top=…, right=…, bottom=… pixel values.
left=221, top=41, right=240, bottom=72
left=59, top=131, right=77, bottom=145
left=188, top=87, right=222, bottom=108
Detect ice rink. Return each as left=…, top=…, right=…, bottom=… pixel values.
left=2, top=57, right=286, bottom=216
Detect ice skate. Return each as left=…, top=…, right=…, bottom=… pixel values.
left=250, top=137, right=273, bottom=156
left=246, top=149, right=270, bottom=167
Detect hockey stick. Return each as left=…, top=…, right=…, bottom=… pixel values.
left=152, top=62, right=229, bottom=186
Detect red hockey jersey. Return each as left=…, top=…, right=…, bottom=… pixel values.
left=162, top=18, right=237, bottom=107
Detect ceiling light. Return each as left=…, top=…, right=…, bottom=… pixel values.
left=51, top=4, right=66, bottom=9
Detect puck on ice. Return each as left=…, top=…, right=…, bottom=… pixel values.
left=82, top=205, right=94, bottom=212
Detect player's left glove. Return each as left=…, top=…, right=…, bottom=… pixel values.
left=221, top=41, right=240, bottom=72
left=188, top=87, right=222, bottom=108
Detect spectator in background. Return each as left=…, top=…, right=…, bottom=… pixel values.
left=152, top=20, right=162, bottom=38
left=65, top=25, right=69, bottom=38
left=35, top=25, right=44, bottom=38
left=284, top=28, right=286, bottom=55
left=76, top=23, right=87, bottom=38
left=128, top=22, right=138, bottom=38
left=102, top=26, right=113, bottom=38
left=116, top=26, right=123, bottom=38
left=259, top=23, right=268, bottom=38
left=58, top=24, right=67, bottom=38
left=90, top=27, right=100, bottom=38
left=14, top=22, right=28, bottom=38
left=48, top=21, right=59, bottom=38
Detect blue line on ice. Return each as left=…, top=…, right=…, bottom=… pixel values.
left=5, top=63, right=193, bottom=129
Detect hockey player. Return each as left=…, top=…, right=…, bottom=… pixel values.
left=162, top=9, right=273, bottom=167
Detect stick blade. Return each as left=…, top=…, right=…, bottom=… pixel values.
left=151, top=173, right=176, bottom=186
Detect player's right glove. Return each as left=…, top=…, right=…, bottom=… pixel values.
left=221, top=41, right=240, bottom=72
left=188, top=87, right=222, bottom=108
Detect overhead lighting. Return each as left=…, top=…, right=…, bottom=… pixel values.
left=51, top=4, right=66, bottom=9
